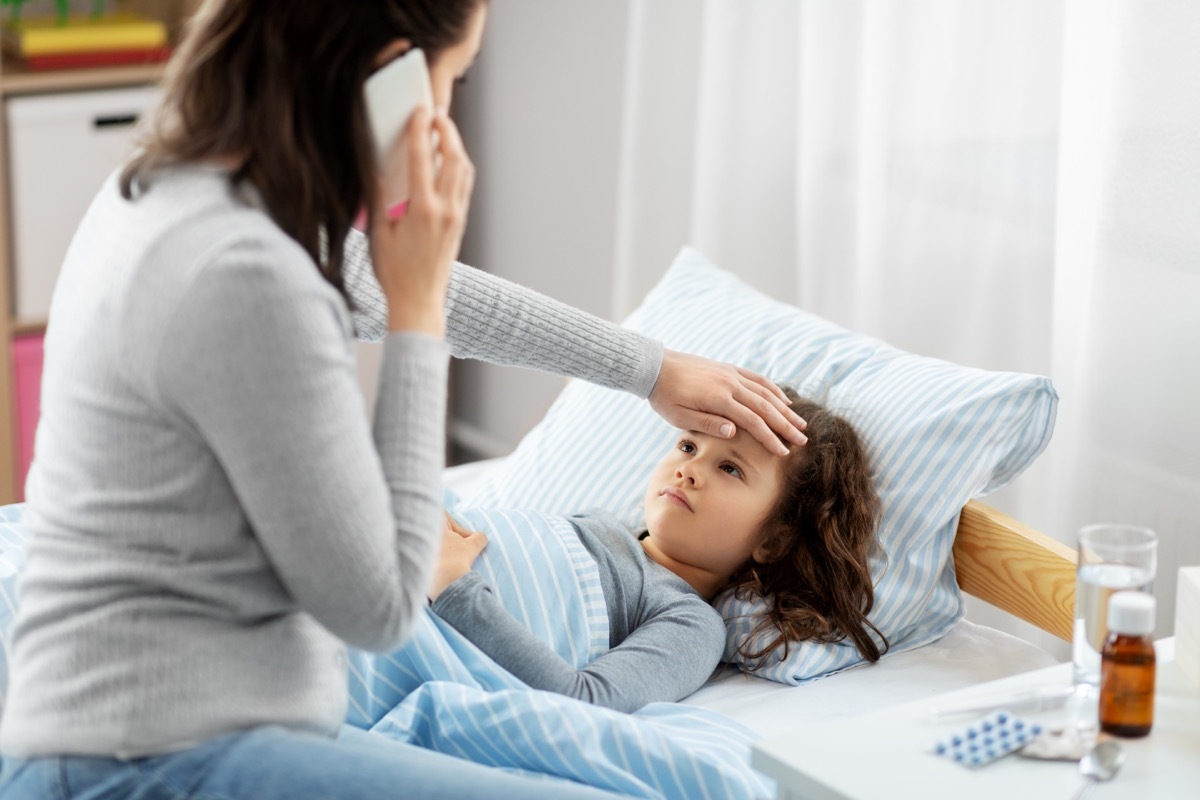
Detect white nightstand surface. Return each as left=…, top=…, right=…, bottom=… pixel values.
left=753, top=638, right=1200, bottom=799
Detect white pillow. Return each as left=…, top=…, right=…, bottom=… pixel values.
left=461, top=247, right=1057, bottom=685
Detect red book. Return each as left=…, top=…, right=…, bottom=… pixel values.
left=11, top=334, right=43, bottom=502
left=21, top=46, right=172, bottom=71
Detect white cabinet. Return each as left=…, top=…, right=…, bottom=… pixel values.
left=5, top=85, right=161, bottom=320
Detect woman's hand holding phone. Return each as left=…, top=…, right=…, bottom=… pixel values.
left=369, top=106, right=475, bottom=338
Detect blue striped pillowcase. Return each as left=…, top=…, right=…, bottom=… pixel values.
left=463, top=247, right=1057, bottom=685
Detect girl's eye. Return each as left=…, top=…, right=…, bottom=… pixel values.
left=677, top=439, right=696, bottom=454
left=720, top=463, right=743, bottom=479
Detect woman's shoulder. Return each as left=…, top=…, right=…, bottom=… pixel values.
left=122, top=167, right=351, bottom=355
left=134, top=167, right=332, bottom=299
left=154, top=168, right=300, bottom=252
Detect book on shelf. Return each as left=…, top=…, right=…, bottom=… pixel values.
left=21, top=45, right=172, bottom=71
left=2, top=11, right=168, bottom=59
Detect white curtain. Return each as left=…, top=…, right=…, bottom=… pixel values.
left=613, top=0, right=1200, bottom=654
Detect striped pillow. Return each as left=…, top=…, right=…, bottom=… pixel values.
left=462, top=247, right=1057, bottom=685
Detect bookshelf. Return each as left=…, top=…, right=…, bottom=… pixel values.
left=0, top=0, right=199, bottom=503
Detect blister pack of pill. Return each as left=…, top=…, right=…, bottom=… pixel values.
left=932, top=710, right=1042, bottom=768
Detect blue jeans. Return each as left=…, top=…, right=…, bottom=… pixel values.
left=0, top=725, right=622, bottom=799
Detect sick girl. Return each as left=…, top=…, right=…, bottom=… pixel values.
left=432, top=391, right=888, bottom=711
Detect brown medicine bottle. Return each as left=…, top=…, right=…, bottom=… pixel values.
left=1099, top=591, right=1156, bottom=737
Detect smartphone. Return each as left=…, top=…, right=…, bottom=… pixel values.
left=364, top=48, right=434, bottom=168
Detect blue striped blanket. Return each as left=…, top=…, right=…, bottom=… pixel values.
left=0, top=504, right=772, bottom=799
left=345, top=506, right=772, bottom=798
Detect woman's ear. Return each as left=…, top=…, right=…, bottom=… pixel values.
left=373, top=38, right=413, bottom=70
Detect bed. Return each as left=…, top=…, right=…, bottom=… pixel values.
left=443, top=460, right=1077, bottom=743
left=0, top=486, right=1079, bottom=799
left=0, top=246, right=1074, bottom=798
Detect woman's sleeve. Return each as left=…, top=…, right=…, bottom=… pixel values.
left=343, top=229, right=663, bottom=398
left=432, top=571, right=724, bottom=712
left=155, top=240, right=446, bottom=653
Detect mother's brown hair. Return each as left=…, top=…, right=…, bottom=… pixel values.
left=120, top=0, right=483, bottom=297
left=728, top=389, right=889, bottom=669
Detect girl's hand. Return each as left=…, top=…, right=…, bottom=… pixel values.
left=648, top=349, right=809, bottom=457
left=428, top=512, right=487, bottom=602
left=368, top=107, right=475, bottom=337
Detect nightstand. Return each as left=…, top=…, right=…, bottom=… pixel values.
left=752, top=638, right=1200, bottom=799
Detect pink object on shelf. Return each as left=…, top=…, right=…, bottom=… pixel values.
left=11, top=334, right=44, bottom=501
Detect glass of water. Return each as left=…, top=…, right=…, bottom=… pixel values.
left=1072, top=523, right=1157, bottom=687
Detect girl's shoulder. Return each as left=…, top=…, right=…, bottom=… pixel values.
left=567, top=509, right=633, bottom=535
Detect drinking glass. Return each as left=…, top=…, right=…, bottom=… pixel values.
left=1072, top=524, right=1157, bottom=688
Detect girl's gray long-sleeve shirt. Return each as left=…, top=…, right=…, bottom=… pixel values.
left=432, top=511, right=726, bottom=712
left=0, top=165, right=661, bottom=758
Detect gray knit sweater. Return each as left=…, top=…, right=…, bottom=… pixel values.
left=0, top=165, right=661, bottom=758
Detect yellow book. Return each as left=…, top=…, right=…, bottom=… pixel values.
left=2, top=12, right=167, bottom=58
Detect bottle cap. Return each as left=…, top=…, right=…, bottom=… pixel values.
left=1107, top=591, right=1155, bottom=636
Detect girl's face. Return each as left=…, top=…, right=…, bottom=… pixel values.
left=642, top=429, right=789, bottom=582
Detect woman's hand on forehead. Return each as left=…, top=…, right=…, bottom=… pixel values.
left=649, top=350, right=807, bottom=457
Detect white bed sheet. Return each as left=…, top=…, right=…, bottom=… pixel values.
left=443, top=459, right=1059, bottom=738
left=680, top=620, right=1056, bottom=738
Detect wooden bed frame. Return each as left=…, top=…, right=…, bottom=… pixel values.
left=953, top=500, right=1077, bottom=641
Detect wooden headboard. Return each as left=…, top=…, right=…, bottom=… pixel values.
left=952, top=500, right=1077, bottom=641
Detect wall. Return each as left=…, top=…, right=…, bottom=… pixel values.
left=450, top=0, right=631, bottom=458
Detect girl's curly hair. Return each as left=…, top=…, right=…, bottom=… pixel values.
left=728, top=388, right=888, bottom=669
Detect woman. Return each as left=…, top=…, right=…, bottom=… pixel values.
left=0, top=1, right=804, bottom=797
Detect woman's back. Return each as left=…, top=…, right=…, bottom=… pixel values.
left=1, top=165, right=361, bottom=757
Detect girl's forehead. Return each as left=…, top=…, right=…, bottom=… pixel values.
left=681, top=429, right=788, bottom=474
